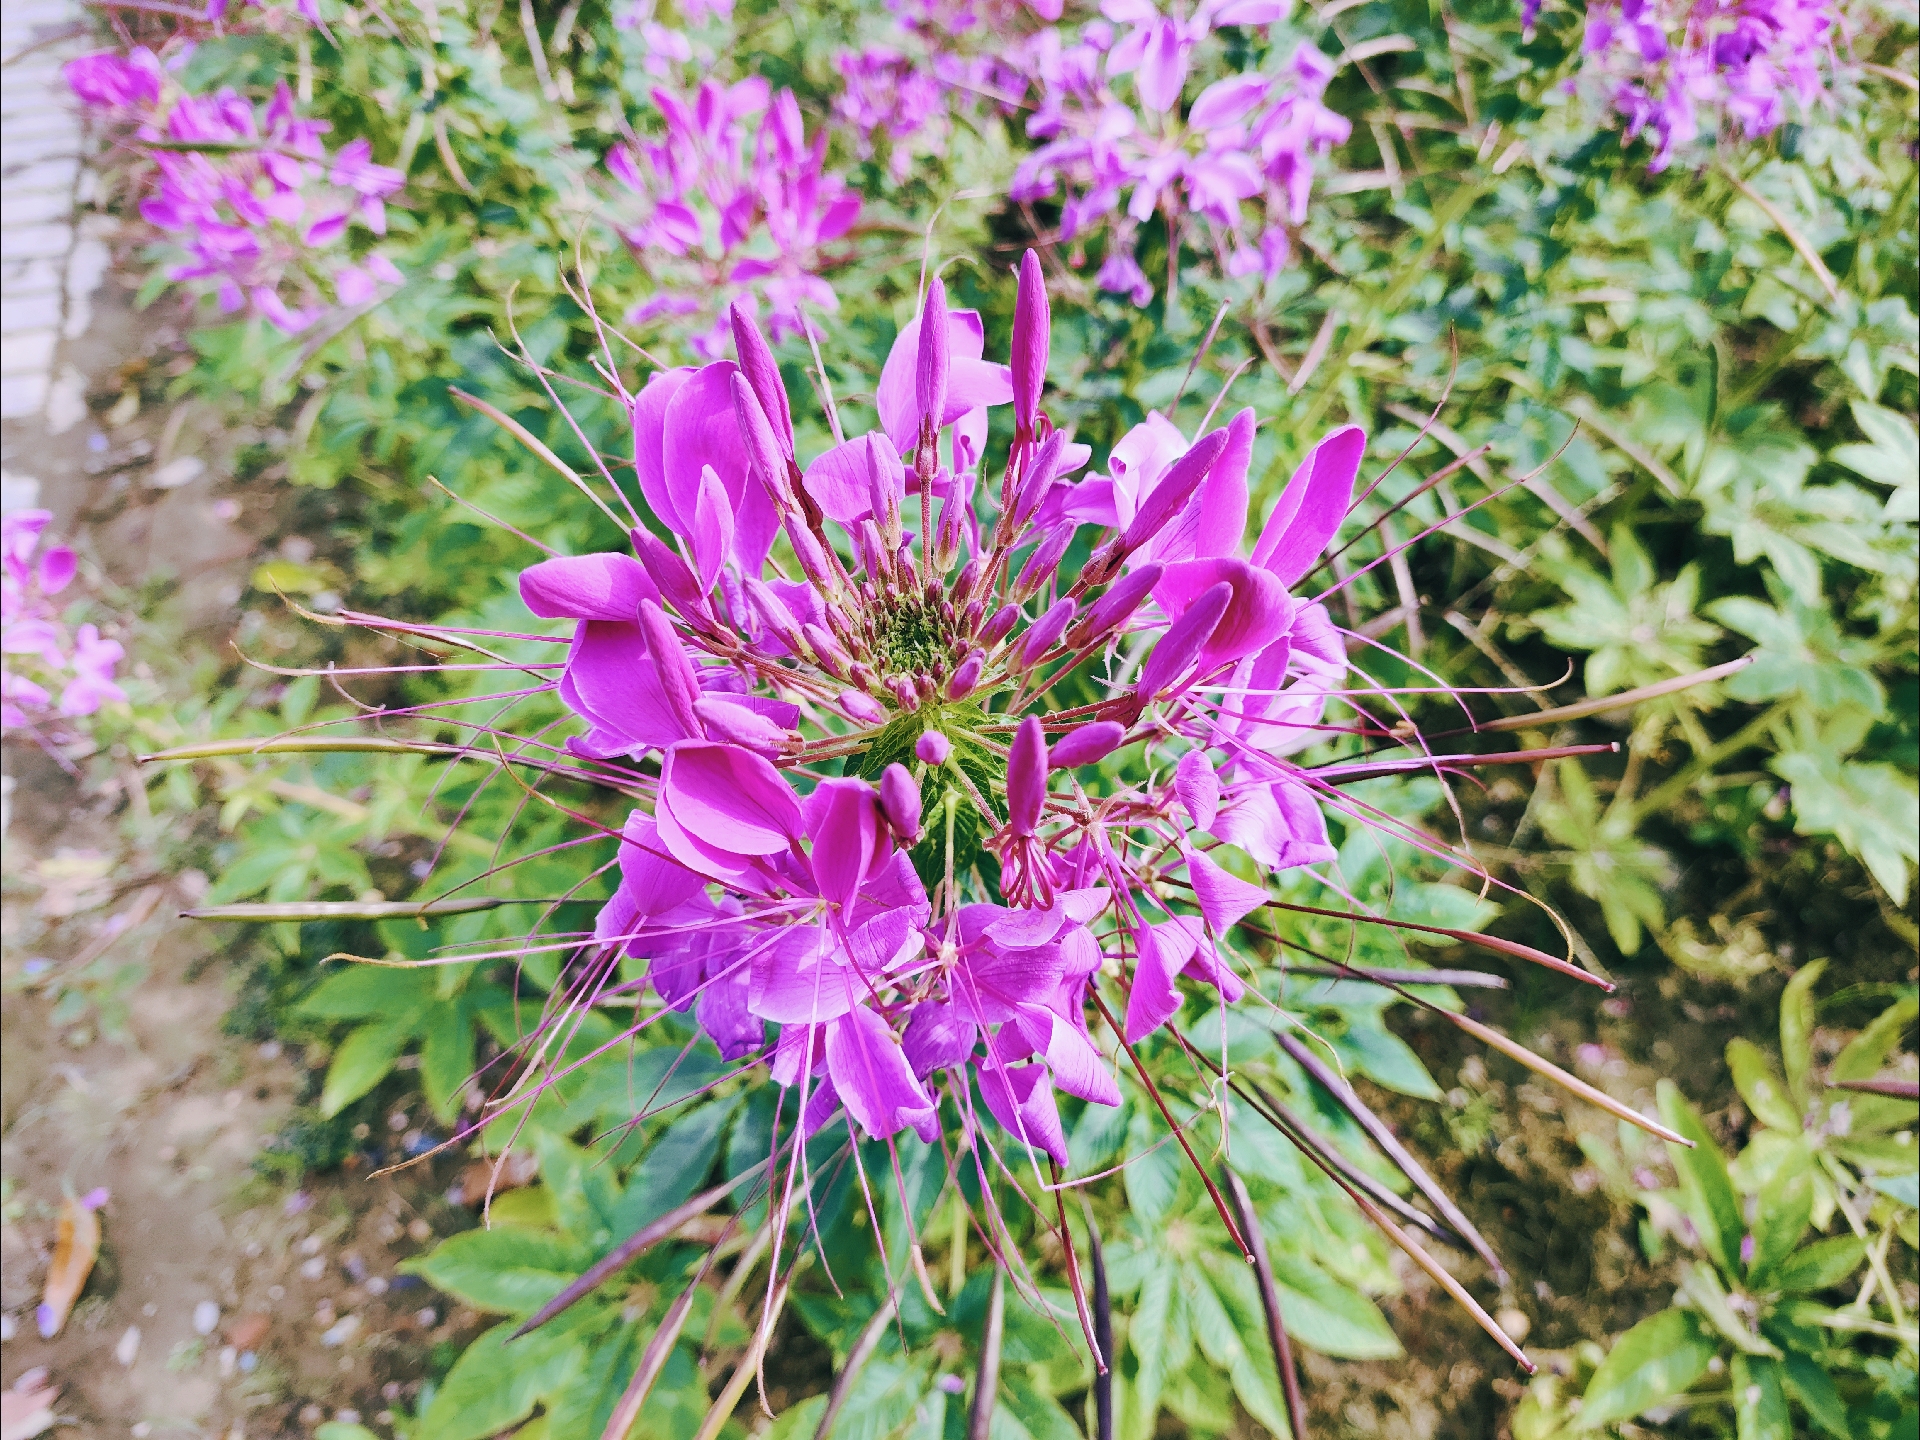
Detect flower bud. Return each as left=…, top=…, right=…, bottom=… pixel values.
left=915, top=277, right=950, bottom=464
left=1072, top=562, right=1163, bottom=649
left=1049, top=721, right=1126, bottom=770
left=1014, top=525, right=1074, bottom=600
left=879, top=762, right=923, bottom=843
left=731, top=373, right=792, bottom=507
left=961, top=597, right=986, bottom=635
left=631, top=527, right=708, bottom=619
left=915, top=730, right=952, bottom=765
left=1135, top=581, right=1232, bottom=701
left=1019, top=597, right=1076, bottom=667
left=1119, top=427, right=1230, bottom=555
left=1007, top=715, right=1046, bottom=837
left=839, top=690, right=887, bottom=725
left=1008, top=427, right=1068, bottom=533
left=638, top=599, right=704, bottom=738
left=729, top=301, right=794, bottom=459
left=979, top=603, right=1020, bottom=647
left=888, top=676, right=920, bottom=709
left=744, top=578, right=802, bottom=653
left=1010, top=249, right=1049, bottom=434
left=946, top=649, right=985, bottom=700
left=806, top=623, right=852, bottom=677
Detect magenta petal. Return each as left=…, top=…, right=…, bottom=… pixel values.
left=691, top=463, right=735, bottom=591
left=618, top=811, right=705, bottom=916
left=1250, top=425, right=1367, bottom=588
left=1136, top=581, right=1232, bottom=698
left=751, top=928, right=856, bottom=1023
left=661, top=741, right=804, bottom=855
left=803, top=432, right=902, bottom=523
left=1018, top=1000, right=1120, bottom=1106
left=697, top=957, right=765, bottom=1060
left=565, top=621, right=685, bottom=752
left=519, top=552, right=657, bottom=622
left=1150, top=407, right=1253, bottom=564
left=1157, top=557, right=1294, bottom=671
left=904, top=999, right=977, bottom=1076
left=877, top=308, right=994, bottom=452
left=802, top=1073, right=843, bottom=1136
left=1185, top=846, right=1269, bottom=935
left=977, top=1057, right=1068, bottom=1163
left=1120, top=426, right=1230, bottom=553
left=827, top=1004, right=939, bottom=1142
left=633, top=367, right=696, bottom=530
left=1135, top=20, right=1189, bottom=113
left=1176, top=750, right=1221, bottom=831
left=804, top=778, right=881, bottom=909
left=729, top=300, right=794, bottom=456
left=1123, top=924, right=1185, bottom=1042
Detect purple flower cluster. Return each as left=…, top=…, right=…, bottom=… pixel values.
left=1575, top=0, right=1837, bottom=169
left=512, top=254, right=1368, bottom=1182
left=2, top=512, right=125, bottom=732
left=66, top=53, right=405, bottom=332
left=608, top=81, right=862, bottom=359
left=1012, top=0, right=1350, bottom=300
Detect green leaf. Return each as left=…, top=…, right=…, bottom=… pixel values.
left=1780, top=1349, right=1852, bottom=1440
left=417, top=1320, right=586, bottom=1440
left=1768, top=1235, right=1866, bottom=1294
left=1746, top=1146, right=1812, bottom=1284
left=1830, top=993, right=1920, bottom=1083
left=1779, top=963, right=1826, bottom=1111
left=1657, top=1080, right=1745, bottom=1276
left=1829, top=400, right=1918, bottom=489
left=420, top=997, right=476, bottom=1125
left=543, top=1326, right=640, bottom=1440
left=1731, top=1353, right=1791, bottom=1440
left=1868, top=1171, right=1920, bottom=1208
left=1576, top=1307, right=1717, bottom=1430
left=1678, top=1262, right=1780, bottom=1357
left=300, top=963, right=436, bottom=1020
left=1264, top=1250, right=1401, bottom=1360
left=1726, top=1039, right=1801, bottom=1133
left=401, top=1227, right=587, bottom=1315
left=319, top=1016, right=418, bottom=1117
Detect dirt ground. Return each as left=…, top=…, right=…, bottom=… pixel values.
left=0, top=261, right=483, bottom=1438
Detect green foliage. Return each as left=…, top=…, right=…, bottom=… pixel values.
left=1520, top=968, right=1918, bottom=1438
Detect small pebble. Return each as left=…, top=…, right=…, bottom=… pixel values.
left=115, top=1326, right=141, bottom=1366
left=342, top=1252, right=368, bottom=1283
left=283, top=1190, right=312, bottom=1217
left=0, top=1313, right=15, bottom=1341
left=227, top=1313, right=270, bottom=1351
left=364, top=1276, right=389, bottom=1297
left=406, top=1220, right=431, bottom=1243
left=156, top=1147, right=176, bottom=1163
left=387, top=1111, right=409, bottom=1132
left=1496, top=1307, right=1532, bottom=1344
left=414, top=1307, right=438, bottom=1328
left=375, top=1413, right=394, bottom=1427
left=193, top=1301, right=220, bottom=1336
left=20, top=959, right=51, bottom=978
left=238, top=1352, right=258, bottom=1374
left=380, top=1383, right=403, bottom=1402
left=132, top=1425, right=154, bottom=1439
left=299, top=1258, right=326, bottom=1281
left=334, top=1411, right=361, bottom=1426
left=320, top=1315, right=360, bottom=1348
left=217, top=1345, right=237, bottom=1379
left=142, top=1303, right=158, bottom=1318
left=299, top=1405, right=324, bottom=1426
left=266, top=1286, right=284, bottom=1302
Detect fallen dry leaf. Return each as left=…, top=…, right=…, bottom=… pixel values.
left=36, top=1198, right=100, bottom=1339
left=0, top=1371, right=59, bottom=1440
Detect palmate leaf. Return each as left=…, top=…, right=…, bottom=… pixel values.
left=417, top=1318, right=589, bottom=1440
left=401, top=1226, right=590, bottom=1315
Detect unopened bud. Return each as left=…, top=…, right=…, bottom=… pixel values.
left=979, top=603, right=1020, bottom=647
left=839, top=690, right=887, bottom=725
left=946, top=649, right=985, bottom=701
left=916, top=730, right=952, bottom=765
left=1049, top=720, right=1126, bottom=770
left=1019, top=597, right=1076, bottom=667
left=1014, top=526, right=1075, bottom=600
left=879, top=763, right=923, bottom=843
left=803, top=622, right=850, bottom=677
left=888, top=675, right=920, bottom=709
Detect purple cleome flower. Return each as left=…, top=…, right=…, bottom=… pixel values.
left=65, top=57, right=405, bottom=333
left=608, top=81, right=862, bottom=358
left=1570, top=0, right=1839, bottom=170
left=2, top=511, right=125, bottom=732
left=515, top=253, right=1368, bottom=1190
